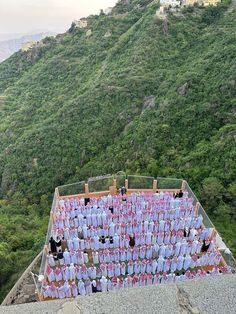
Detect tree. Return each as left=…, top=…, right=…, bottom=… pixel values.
left=201, top=177, right=224, bottom=213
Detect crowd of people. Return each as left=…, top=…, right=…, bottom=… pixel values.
left=41, top=190, right=230, bottom=299
left=42, top=265, right=230, bottom=298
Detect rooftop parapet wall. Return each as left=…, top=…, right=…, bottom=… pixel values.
left=57, top=175, right=183, bottom=198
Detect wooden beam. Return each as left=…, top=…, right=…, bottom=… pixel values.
left=210, top=229, right=217, bottom=241
left=37, top=292, right=44, bottom=302
left=50, top=211, right=56, bottom=224
left=181, top=180, right=187, bottom=191
left=44, top=245, right=49, bottom=254
left=125, top=179, right=128, bottom=191
left=113, top=179, right=117, bottom=194
left=195, top=202, right=200, bottom=216
left=153, top=179, right=157, bottom=192
left=59, top=188, right=181, bottom=199
left=55, top=187, right=60, bottom=199
left=85, top=183, right=89, bottom=197
left=109, top=185, right=115, bottom=195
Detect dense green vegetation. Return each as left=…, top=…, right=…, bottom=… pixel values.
left=0, top=0, right=235, bottom=301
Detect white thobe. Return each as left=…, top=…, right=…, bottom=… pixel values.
left=73, top=238, right=79, bottom=251
left=100, top=277, right=108, bottom=292
left=58, top=286, right=66, bottom=299
left=177, top=256, right=184, bottom=271
left=92, top=252, right=99, bottom=264
left=152, top=260, right=157, bottom=274
left=71, top=284, right=78, bottom=297
left=121, top=263, right=126, bottom=276
left=157, top=256, right=164, bottom=272
left=64, top=282, right=71, bottom=298
left=48, top=255, right=55, bottom=267
left=183, top=255, right=191, bottom=270
left=78, top=281, right=86, bottom=296
left=63, top=251, right=71, bottom=265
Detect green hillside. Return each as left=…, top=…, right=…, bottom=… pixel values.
left=0, top=0, right=235, bottom=301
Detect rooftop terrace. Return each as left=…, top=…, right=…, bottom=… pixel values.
left=2, top=174, right=235, bottom=307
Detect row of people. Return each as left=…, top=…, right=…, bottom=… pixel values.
left=50, top=228, right=212, bottom=256
left=58, top=191, right=191, bottom=213
left=46, top=251, right=222, bottom=283
left=48, top=238, right=215, bottom=267
left=56, top=193, right=194, bottom=222
left=54, top=206, right=198, bottom=227
left=42, top=265, right=230, bottom=299
left=53, top=215, right=204, bottom=238
left=52, top=222, right=208, bottom=249
left=65, top=229, right=210, bottom=251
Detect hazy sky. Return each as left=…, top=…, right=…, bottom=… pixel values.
left=0, top=0, right=118, bottom=35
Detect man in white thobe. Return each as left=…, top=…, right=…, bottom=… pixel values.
left=100, top=276, right=108, bottom=292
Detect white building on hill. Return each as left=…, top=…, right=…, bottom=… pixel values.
left=104, top=7, right=113, bottom=15
left=160, top=0, right=181, bottom=7
left=74, top=18, right=88, bottom=29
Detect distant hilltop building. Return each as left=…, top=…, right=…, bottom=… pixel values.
left=21, top=41, right=36, bottom=52
left=104, top=31, right=112, bottom=38
left=160, top=0, right=181, bottom=7
left=104, top=7, right=113, bottom=15
left=159, top=0, right=220, bottom=7
left=201, top=0, right=220, bottom=5
left=74, top=18, right=88, bottom=29
left=86, top=29, right=92, bottom=37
